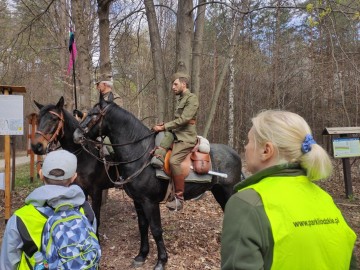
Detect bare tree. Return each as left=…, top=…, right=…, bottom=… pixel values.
left=203, top=5, right=240, bottom=138
left=144, top=0, right=167, bottom=122
left=175, top=0, right=193, bottom=73
left=97, top=0, right=113, bottom=75
left=71, top=0, right=95, bottom=110
left=191, top=0, right=206, bottom=96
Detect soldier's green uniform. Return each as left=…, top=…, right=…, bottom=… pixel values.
left=152, top=72, right=199, bottom=211
left=164, top=89, right=198, bottom=143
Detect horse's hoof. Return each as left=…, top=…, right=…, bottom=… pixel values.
left=154, top=261, right=166, bottom=270
left=132, top=259, right=145, bottom=268
left=132, top=255, right=146, bottom=268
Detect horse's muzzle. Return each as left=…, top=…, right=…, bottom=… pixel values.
left=73, top=129, right=85, bottom=144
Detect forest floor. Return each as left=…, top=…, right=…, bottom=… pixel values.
left=0, top=157, right=359, bottom=269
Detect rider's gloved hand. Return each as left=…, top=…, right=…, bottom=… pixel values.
left=73, top=109, right=84, bottom=119
left=151, top=123, right=165, bottom=132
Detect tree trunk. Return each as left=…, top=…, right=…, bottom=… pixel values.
left=271, top=0, right=281, bottom=108
left=97, top=0, right=112, bottom=75
left=144, top=0, right=167, bottom=122
left=203, top=17, right=240, bottom=138
left=176, top=0, right=193, bottom=74
left=191, top=0, right=206, bottom=96
left=57, top=0, right=73, bottom=110
left=228, top=19, right=236, bottom=147
left=71, top=0, right=93, bottom=110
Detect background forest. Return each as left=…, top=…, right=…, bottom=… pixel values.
left=0, top=0, right=359, bottom=154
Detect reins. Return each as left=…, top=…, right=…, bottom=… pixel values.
left=83, top=132, right=155, bottom=148
left=79, top=135, right=154, bottom=186
left=78, top=103, right=157, bottom=185
left=80, top=135, right=155, bottom=165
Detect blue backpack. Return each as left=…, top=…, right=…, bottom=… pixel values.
left=41, top=203, right=101, bottom=269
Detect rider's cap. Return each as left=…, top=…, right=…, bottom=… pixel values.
left=95, top=73, right=113, bottom=85
left=171, top=72, right=190, bottom=83
left=42, top=150, right=77, bottom=180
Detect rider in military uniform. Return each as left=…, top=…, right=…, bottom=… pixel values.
left=73, top=73, right=122, bottom=120
left=152, top=72, right=199, bottom=211
left=73, top=73, right=122, bottom=157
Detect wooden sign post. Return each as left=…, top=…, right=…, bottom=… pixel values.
left=0, top=85, right=26, bottom=223
left=323, top=127, right=360, bottom=198
left=27, top=113, right=41, bottom=182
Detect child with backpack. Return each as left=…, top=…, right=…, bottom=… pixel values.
left=0, top=150, right=101, bottom=270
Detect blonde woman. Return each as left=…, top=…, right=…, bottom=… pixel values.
left=221, top=110, right=357, bottom=270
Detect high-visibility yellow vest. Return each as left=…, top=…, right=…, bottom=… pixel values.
left=14, top=204, right=48, bottom=270
left=247, top=175, right=356, bottom=270
left=14, top=204, right=87, bottom=269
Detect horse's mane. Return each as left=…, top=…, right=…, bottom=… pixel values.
left=96, top=101, right=151, bottom=136
left=39, top=103, right=79, bottom=133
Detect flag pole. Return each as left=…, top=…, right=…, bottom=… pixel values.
left=71, top=48, right=77, bottom=110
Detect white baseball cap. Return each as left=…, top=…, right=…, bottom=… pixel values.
left=42, top=150, right=77, bottom=180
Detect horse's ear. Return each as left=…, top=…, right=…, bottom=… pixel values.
left=56, top=96, right=65, bottom=109
left=34, top=100, right=43, bottom=110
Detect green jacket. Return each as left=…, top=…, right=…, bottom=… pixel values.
left=221, top=163, right=358, bottom=270
left=164, top=89, right=199, bottom=144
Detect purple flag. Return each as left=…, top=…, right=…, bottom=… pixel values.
left=67, top=29, right=77, bottom=75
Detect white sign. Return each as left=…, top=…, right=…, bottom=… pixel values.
left=0, top=172, right=12, bottom=191
left=333, top=137, right=360, bottom=158
left=0, top=95, right=24, bottom=135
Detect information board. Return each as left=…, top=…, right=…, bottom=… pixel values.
left=332, top=137, right=360, bottom=158
left=0, top=95, right=23, bottom=135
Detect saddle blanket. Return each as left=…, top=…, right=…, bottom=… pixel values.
left=156, top=169, right=212, bottom=183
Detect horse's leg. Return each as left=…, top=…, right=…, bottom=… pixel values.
left=211, top=184, right=233, bottom=211
left=132, top=200, right=150, bottom=267
left=91, top=188, right=103, bottom=233
left=142, top=201, right=168, bottom=270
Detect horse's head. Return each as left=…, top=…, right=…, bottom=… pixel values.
left=31, top=97, right=65, bottom=155
left=73, top=94, right=112, bottom=144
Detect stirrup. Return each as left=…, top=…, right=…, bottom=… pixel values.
left=166, top=197, right=183, bottom=211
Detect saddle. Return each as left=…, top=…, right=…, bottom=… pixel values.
left=163, top=145, right=211, bottom=177
left=154, top=136, right=212, bottom=203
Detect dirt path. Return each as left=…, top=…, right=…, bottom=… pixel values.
left=0, top=155, right=31, bottom=170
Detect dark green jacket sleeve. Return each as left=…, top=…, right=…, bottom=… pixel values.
left=221, top=189, right=273, bottom=270
left=350, top=252, right=358, bottom=270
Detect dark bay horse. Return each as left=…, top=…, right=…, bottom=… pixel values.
left=31, top=97, right=117, bottom=228
left=73, top=95, right=243, bottom=270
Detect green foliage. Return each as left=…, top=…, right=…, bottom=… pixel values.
left=14, top=164, right=42, bottom=189
left=354, top=11, right=360, bottom=20
left=307, top=16, right=319, bottom=27
left=306, top=4, right=314, bottom=13
left=319, top=7, right=332, bottom=20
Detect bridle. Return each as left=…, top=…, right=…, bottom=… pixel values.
left=79, top=103, right=110, bottom=138
left=36, top=110, right=64, bottom=148
left=78, top=103, right=156, bottom=185
left=79, top=103, right=155, bottom=163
